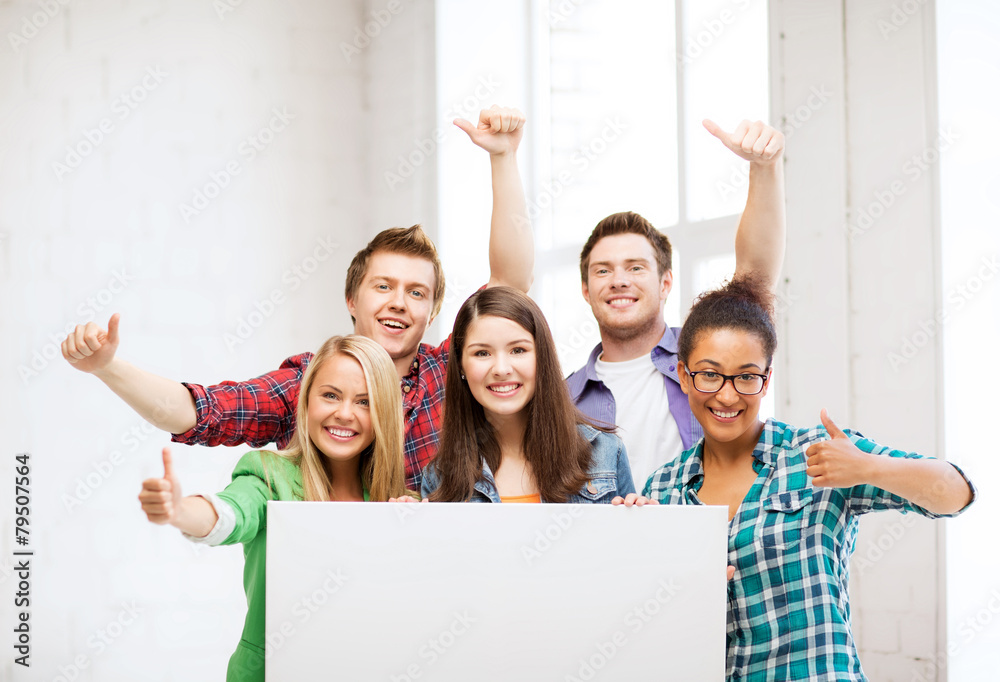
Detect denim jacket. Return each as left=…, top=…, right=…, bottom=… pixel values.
left=420, top=424, right=636, bottom=503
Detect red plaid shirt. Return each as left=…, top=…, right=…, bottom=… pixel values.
left=171, top=339, right=450, bottom=490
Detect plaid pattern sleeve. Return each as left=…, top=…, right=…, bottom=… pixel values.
left=172, top=338, right=452, bottom=491
left=644, top=418, right=975, bottom=682
left=171, top=353, right=312, bottom=450
left=400, top=338, right=449, bottom=490
left=841, top=434, right=977, bottom=517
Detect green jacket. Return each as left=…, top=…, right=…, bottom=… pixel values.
left=216, top=450, right=304, bottom=682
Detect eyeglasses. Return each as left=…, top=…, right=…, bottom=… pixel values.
left=686, top=369, right=770, bottom=395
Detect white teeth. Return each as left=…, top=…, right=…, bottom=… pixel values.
left=711, top=408, right=739, bottom=419
left=490, top=385, right=519, bottom=394
left=608, top=299, right=636, bottom=308
left=326, top=428, right=356, bottom=438
left=381, top=320, right=406, bottom=329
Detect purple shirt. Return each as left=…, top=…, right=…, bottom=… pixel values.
left=565, top=325, right=703, bottom=452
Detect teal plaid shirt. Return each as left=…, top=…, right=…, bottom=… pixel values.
left=642, top=418, right=976, bottom=682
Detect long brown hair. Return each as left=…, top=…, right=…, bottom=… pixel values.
left=429, top=287, right=596, bottom=502
left=275, top=335, right=407, bottom=501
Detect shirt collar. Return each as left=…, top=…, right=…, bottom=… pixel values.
left=579, top=325, right=678, bottom=381
left=682, top=419, right=776, bottom=489
left=655, top=324, right=679, bottom=354
left=680, top=442, right=707, bottom=490
left=753, top=418, right=782, bottom=467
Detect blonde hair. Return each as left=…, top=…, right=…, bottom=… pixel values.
left=276, top=335, right=407, bottom=501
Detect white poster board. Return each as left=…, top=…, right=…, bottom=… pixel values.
left=265, top=502, right=727, bottom=681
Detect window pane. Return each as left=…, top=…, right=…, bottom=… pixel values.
left=682, top=0, right=769, bottom=222
left=693, top=252, right=736, bottom=294
left=540, top=263, right=603, bottom=375
left=548, top=0, right=678, bottom=250
left=938, top=2, right=1000, bottom=678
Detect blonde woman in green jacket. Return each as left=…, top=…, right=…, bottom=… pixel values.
left=139, top=335, right=408, bottom=682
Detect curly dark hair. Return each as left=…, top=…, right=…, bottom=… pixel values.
left=678, top=274, right=777, bottom=366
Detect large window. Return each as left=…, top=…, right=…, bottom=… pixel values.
left=939, top=2, right=1000, bottom=678
left=534, top=0, right=770, bottom=377
left=435, top=0, right=770, bottom=388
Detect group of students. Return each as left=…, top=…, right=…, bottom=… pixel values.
left=63, top=106, right=975, bottom=681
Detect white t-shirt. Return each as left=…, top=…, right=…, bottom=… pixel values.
left=594, top=352, right=684, bottom=491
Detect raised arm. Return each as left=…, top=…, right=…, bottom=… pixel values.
left=455, top=105, right=534, bottom=293
left=63, top=313, right=303, bottom=447
left=62, top=314, right=198, bottom=433
left=704, top=119, right=786, bottom=293
left=806, top=410, right=974, bottom=516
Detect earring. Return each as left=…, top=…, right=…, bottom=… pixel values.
left=460, top=373, right=466, bottom=380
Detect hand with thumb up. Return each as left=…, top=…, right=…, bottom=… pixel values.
left=139, top=447, right=184, bottom=526
left=805, top=409, right=871, bottom=488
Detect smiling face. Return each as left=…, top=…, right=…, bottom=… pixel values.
left=346, top=251, right=437, bottom=364
left=461, top=314, right=537, bottom=423
left=306, top=353, right=376, bottom=467
left=582, top=233, right=672, bottom=343
left=679, top=327, right=771, bottom=451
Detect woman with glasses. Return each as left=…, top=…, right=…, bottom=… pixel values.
left=628, top=275, right=975, bottom=681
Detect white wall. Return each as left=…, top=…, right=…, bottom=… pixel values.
left=367, top=0, right=439, bottom=245
left=0, top=0, right=432, bottom=679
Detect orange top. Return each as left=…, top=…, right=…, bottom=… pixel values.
left=500, top=493, right=542, bottom=504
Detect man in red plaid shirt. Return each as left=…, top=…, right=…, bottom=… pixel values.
left=61, top=106, right=533, bottom=491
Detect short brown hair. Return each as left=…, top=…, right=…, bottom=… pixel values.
left=578, top=211, right=672, bottom=283
left=345, top=225, right=446, bottom=320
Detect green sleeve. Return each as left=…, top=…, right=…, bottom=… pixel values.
left=216, top=450, right=303, bottom=545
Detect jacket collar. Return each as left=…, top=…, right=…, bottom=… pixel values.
left=567, top=325, right=680, bottom=399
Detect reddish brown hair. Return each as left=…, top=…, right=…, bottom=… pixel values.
left=345, top=225, right=446, bottom=321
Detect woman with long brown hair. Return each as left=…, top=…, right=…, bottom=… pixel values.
left=419, top=286, right=634, bottom=503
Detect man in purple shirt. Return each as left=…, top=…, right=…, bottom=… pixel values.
left=567, top=119, right=787, bottom=489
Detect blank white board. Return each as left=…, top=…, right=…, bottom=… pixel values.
left=266, top=502, right=727, bottom=681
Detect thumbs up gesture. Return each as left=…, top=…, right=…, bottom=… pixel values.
left=703, top=118, right=784, bottom=165
left=139, top=447, right=183, bottom=525
left=806, top=409, right=871, bottom=488
left=61, top=313, right=121, bottom=374
left=454, top=105, right=526, bottom=157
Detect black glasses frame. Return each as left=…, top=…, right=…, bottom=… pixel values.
left=686, top=369, right=771, bottom=395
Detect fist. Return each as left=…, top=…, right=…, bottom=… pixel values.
left=454, top=105, right=526, bottom=156
left=62, top=313, right=121, bottom=374
left=704, top=119, right=784, bottom=165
